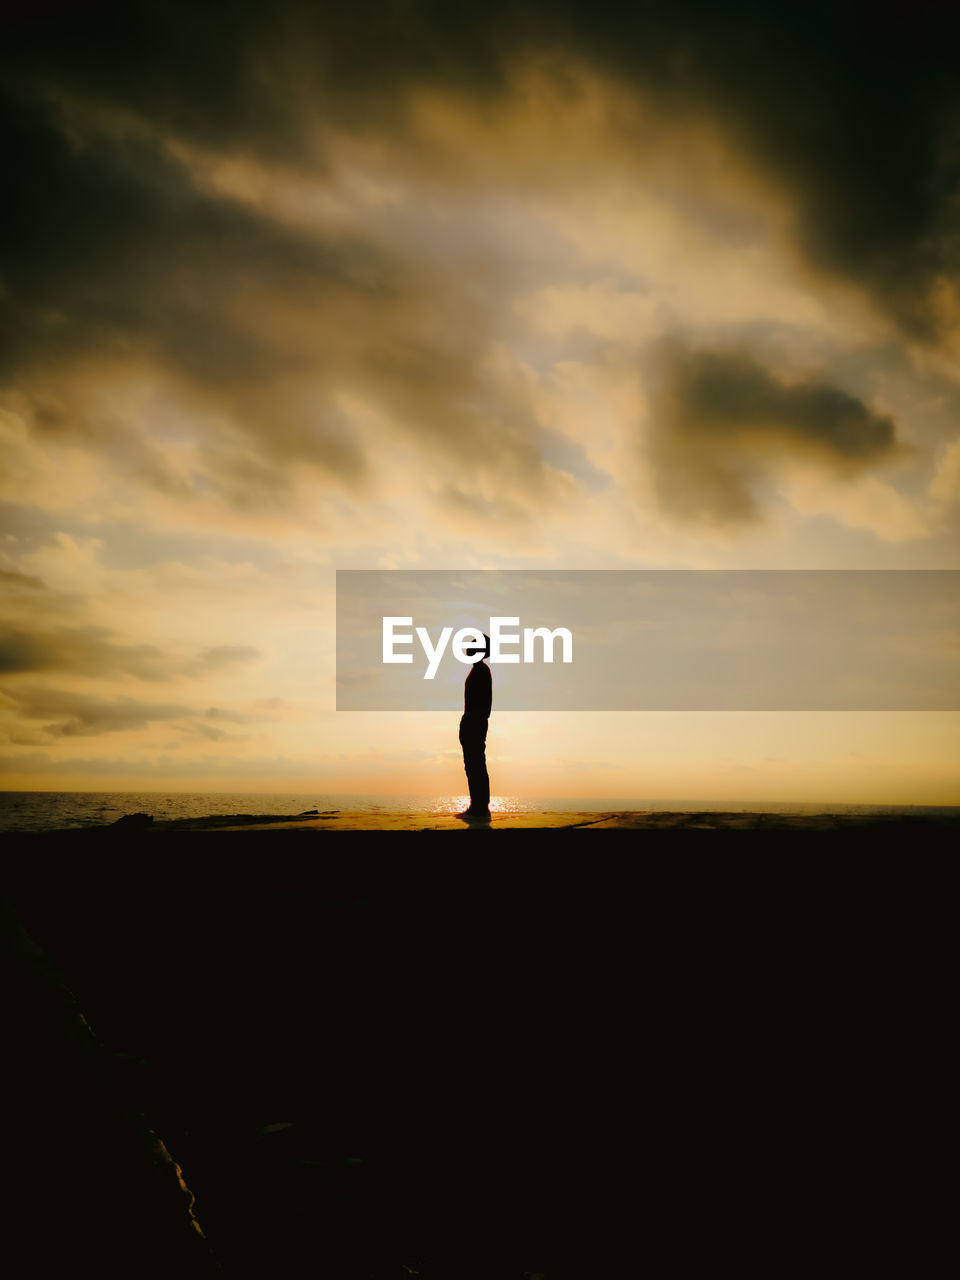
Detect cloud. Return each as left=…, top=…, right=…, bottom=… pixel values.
left=644, top=341, right=903, bottom=523
left=0, top=624, right=260, bottom=680
left=4, top=1, right=957, bottom=346
left=781, top=472, right=931, bottom=543
left=0, top=568, right=46, bottom=590
left=0, top=84, right=380, bottom=485
left=0, top=685, right=255, bottom=743
left=930, top=437, right=960, bottom=507
left=203, top=706, right=248, bottom=723
left=0, top=82, right=584, bottom=527
left=0, top=686, right=193, bottom=738
left=1, top=1, right=954, bottom=539
left=574, top=4, right=960, bottom=342
left=187, top=645, right=262, bottom=676
left=0, top=624, right=170, bottom=679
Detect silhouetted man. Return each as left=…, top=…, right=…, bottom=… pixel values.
left=458, top=633, right=491, bottom=819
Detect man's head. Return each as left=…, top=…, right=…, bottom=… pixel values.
left=466, top=633, right=491, bottom=662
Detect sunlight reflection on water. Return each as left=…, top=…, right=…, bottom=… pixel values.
left=433, top=795, right=531, bottom=816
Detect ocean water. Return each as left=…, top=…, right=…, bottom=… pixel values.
left=1, top=790, right=958, bottom=833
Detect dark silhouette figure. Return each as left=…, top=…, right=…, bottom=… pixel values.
left=458, top=634, right=491, bottom=820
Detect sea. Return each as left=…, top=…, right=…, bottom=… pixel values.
left=1, top=790, right=957, bottom=833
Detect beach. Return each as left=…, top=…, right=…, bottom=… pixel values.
left=8, top=801, right=960, bottom=836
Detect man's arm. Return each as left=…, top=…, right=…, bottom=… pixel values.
left=465, top=663, right=492, bottom=718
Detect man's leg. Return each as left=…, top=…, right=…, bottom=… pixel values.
left=460, top=722, right=490, bottom=814
left=473, top=739, right=490, bottom=810
left=463, top=741, right=485, bottom=810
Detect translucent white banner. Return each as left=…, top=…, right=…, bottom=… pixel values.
left=336, top=570, right=960, bottom=710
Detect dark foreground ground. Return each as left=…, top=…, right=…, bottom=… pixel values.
left=2, top=821, right=956, bottom=1277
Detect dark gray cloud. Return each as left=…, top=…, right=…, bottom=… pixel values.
left=571, top=2, right=960, bottom=341
left=0, top=0, right=955, bottom=555
left=1, top=1, right=512, bottom=153
left=0, top=568, right=46, bottom=590
left=0, top=685, right=250, bottom=740
left=0, top=624, right=169, bottom=679
left=646, top=341, right=901, bottom=523
left=4, top=1, right=957, bottom=343
left=0, top=82, right=384, bottom=488
left=0, top=73, right=568, bottom=512
left=0, top=624, right=260, bottom=679
left=0, top=686, right=193, bottom=737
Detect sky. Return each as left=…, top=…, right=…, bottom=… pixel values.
left=1, top=0, right=959, bottom=801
